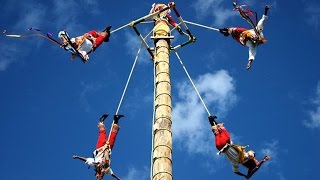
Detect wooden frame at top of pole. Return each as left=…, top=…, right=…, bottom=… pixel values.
left=127, top=2, right=197, bottom=59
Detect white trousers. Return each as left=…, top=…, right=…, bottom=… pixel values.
left=246, top=15, right=268, bottom=61
left=70, top=38, right=93, bottom=59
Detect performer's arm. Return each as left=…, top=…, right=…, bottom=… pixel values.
left=233, top=164, right=247, bottom=178
left=246, top=156, right=269, bottom=179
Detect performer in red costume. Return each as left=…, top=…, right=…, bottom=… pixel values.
left=149, top=2, right=184, bottom=35
left=58, top=26, right=111, bottom=61
left=208, top=115, right=270, bottom=179
left=73, top=114, right=124, bottom=180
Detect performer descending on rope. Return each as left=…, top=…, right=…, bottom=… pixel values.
left=149, top=2, right=184, bottom=35
left=58, top=26, right=111, bottom=63
left=73, top=113, right=124, bottom=180
left=219, top=4, right=270, bottom=70
left=208, top=115, right=270, bottom=179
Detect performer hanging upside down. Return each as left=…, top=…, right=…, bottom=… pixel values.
left=208, top=115, right=270, bottom=179
left=150, top=2, right=184, bottom=35
left=219, top=5, right=270, bottom=70
left=73, top=114, right=124, bottom=180
left=58, top=26, right=111, bottom=62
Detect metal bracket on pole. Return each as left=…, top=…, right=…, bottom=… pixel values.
left=131, top=25, right=154, bottom=59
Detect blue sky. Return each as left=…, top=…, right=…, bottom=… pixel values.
left=1, top=0, right=320, bottom=180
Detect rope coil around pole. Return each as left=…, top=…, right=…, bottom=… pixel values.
left=173, top=51, right=211, bottom=116
left=184, top=20, right=220, bottom=31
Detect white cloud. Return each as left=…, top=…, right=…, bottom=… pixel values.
left=173, top=70, right=237, bottom=155
left=52, top=0, right=85, bottom=33
left=304, top=81, right=320, bottom=129
left=124, top=30, right=152, bottom=63
left=1, top=2, right=47, bottom=71
left=14, top=3, right=47, bottom=30
left=0, top=44, right=20, bottom=71
left=1, top=0, right=102, bottom=72
left=122, top=167, right=148, bottom=180
left=304, top=2, right=320, bottom=30
left=277, top=172, right=286, bottom=180
left=52, top=0, right=101, bottom=33
left=193, top=0, right=237, bottom=26
left=260, top=140, right=279, bottom=167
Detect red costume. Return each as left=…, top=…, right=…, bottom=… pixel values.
left=96, top=124, right=119, bottom=150
left=86, top=30, right=107, bottom=50
left=150, top=3, right=179, bottom=27
left=214, top=126, right=231, bottom=150
left=230, top=27, right=248, bottom=45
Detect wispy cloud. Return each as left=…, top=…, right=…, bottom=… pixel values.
left=260, top=140, right=279, bottom=165
left=52, top=0, right=86, bottom=33
left=79, top=81, right=103, bottom=112
left=193, top=0, right=237, bottom=26
left=0, top=43, right=20, bottom=71
left=173, top=70, right=238, bottom=155
left=14, top=3, right=47, bottom=30
left=1, top=0, right=102, bottom=72
left=260, top=140, right=287, bottom=179
left=304, top=2, right=320, bottom=30
left=304, top=81, right=320, bottom=129
left=122, top=166, right=148, bottom=180
left=124, top=30, right=152, bottom=63
left=1, top=2, right=47, bottom=71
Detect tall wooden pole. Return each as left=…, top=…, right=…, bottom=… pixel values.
left=152, top=13, right=173, bottom=180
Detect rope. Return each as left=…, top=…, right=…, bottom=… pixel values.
left=115, top=29, right=153, bottom=115
left=110, top=24, right=130, bottom=34
left=173, top=51, right=211, bottom=116
left=106, top=44, right=142, bottom=143
left=106, top=29, right=154, bottom=142
left=141, top=21, right=155, bottom=24
left=111, top=5, right=173, bottom=34
left=3, top=33, right=62, bottom=46
left=184, top=20, right=220, bottom=31
left=114, top=45, right=142, bottom=115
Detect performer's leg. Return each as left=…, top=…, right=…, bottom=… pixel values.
left=246, top=41, right=256, bottom=70
left=111, top=173, right=121, bottom=180
left=256, top=14, right=268, bottom=32
left=72, top=155, right=87, bottom=162
left=96, top=123, right=107, bottom=149
left=108, top=115, right=125, bottom=150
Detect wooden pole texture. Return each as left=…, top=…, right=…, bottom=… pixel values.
left=152, top=19, right=173, bottom=180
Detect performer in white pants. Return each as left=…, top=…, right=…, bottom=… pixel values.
left=219, top=5, right=270, bottom=70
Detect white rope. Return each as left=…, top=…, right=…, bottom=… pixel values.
left=170, top=22, right=182, bottom=33
left=184, top=20, right=220, bottom=31
left=110, top=24, right=130, bottom=34
left=111, top=5, right=173, bottom=34
left=115, top=45, right=142, bottom=115
left=174, top=51, right=211, bottom=116
left=115, top=29, right=153, bottom=115
left=141, top=21, right=155, bottom=24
